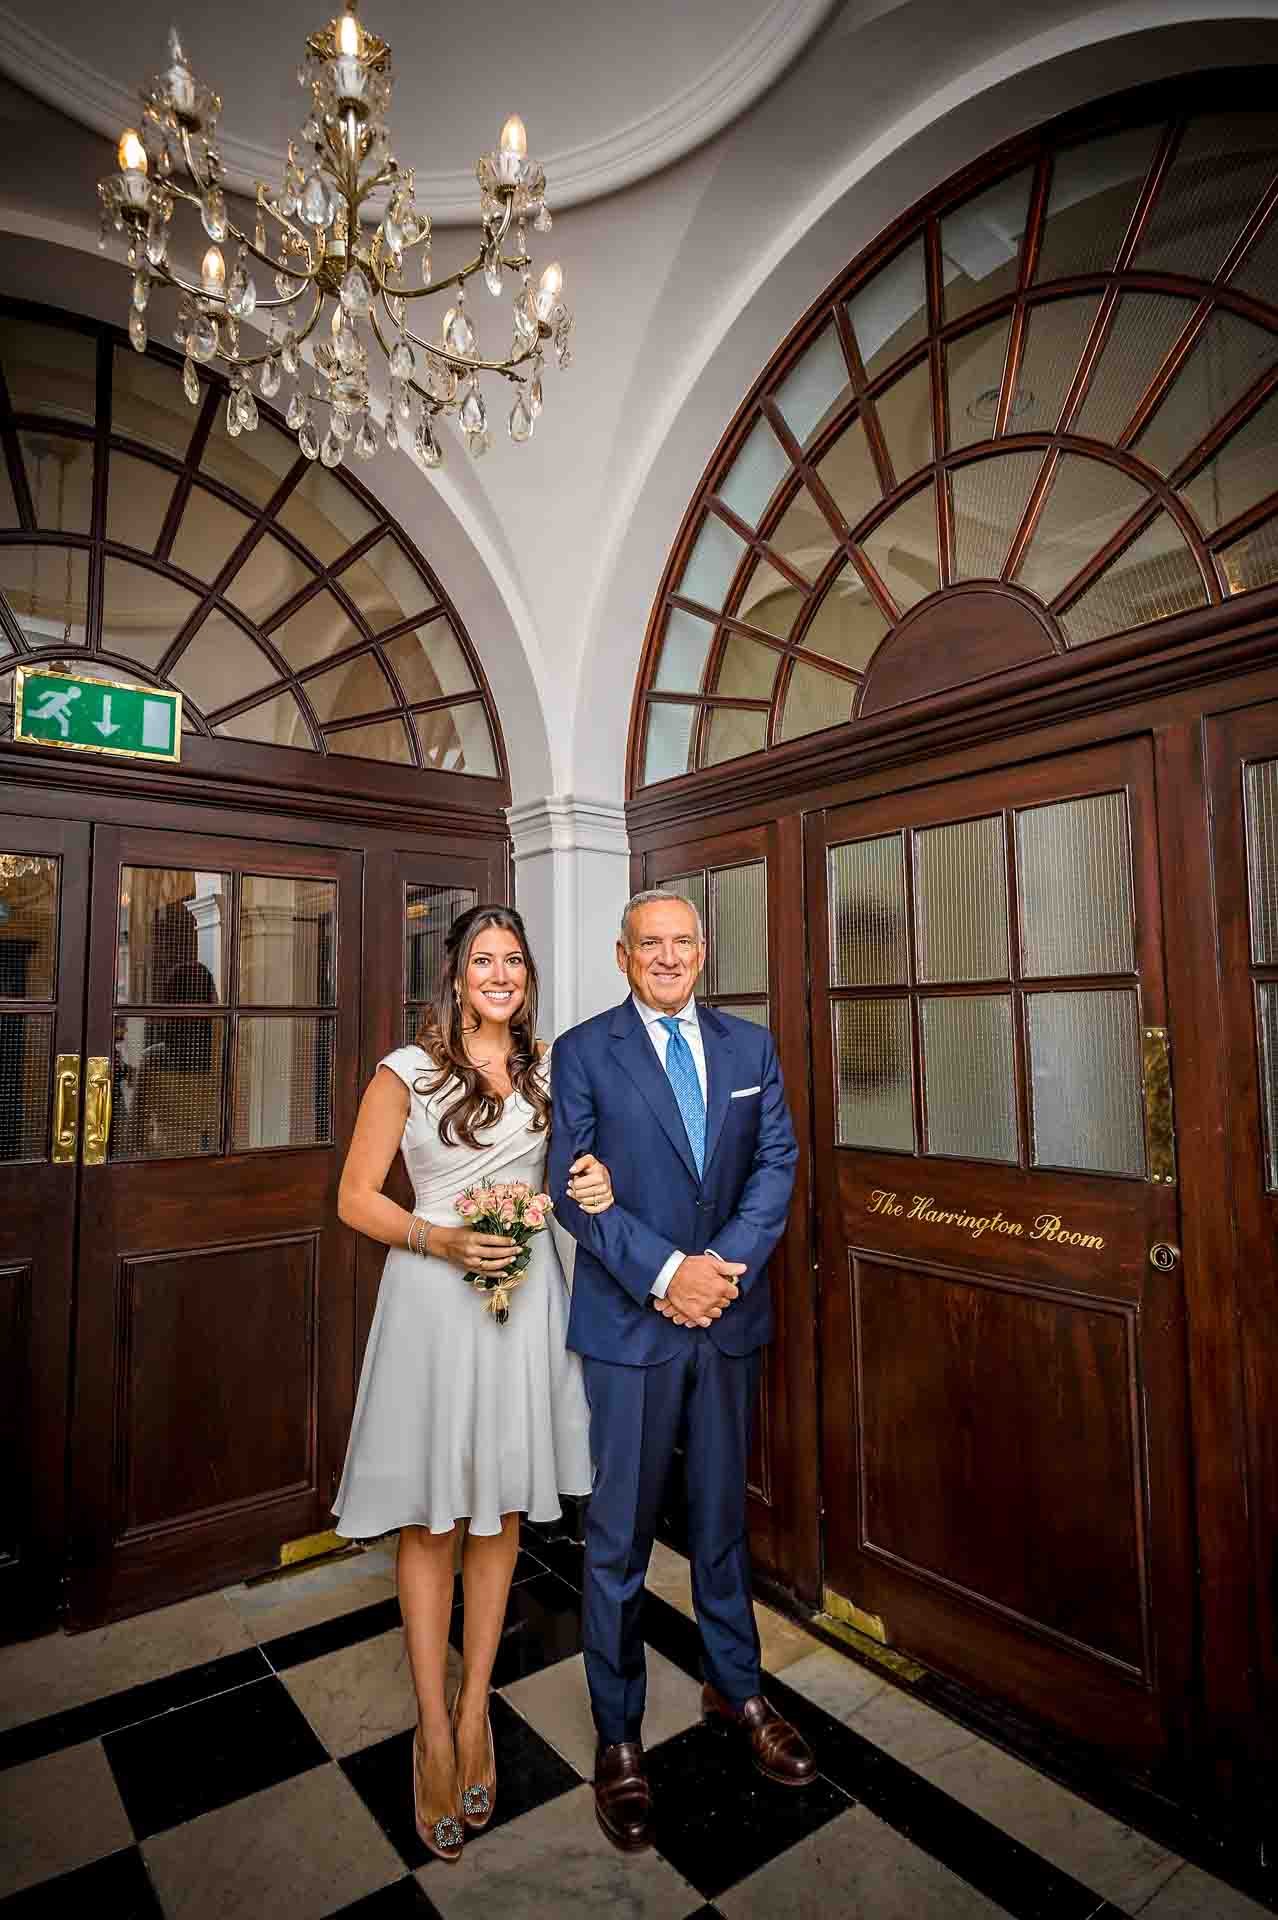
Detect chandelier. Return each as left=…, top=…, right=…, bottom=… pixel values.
left=96, top=9, right=572, bottom=471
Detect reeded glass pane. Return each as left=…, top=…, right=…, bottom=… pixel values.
left=338, top=534, right=435, bottom=631
left=100, top=559, right=199, bottom=672
left=875, top=360, right=933, bottom=480
left=0, top=321, right=96, bottom=426
left=214, top=689, right=311, bottom=750
left=1034, top=126, right=1162, bottom=283
left=716, top=633, right=778, bottom=700
left=779, top=660, right=854, bottom=741
left=921, top=995, right=1017, bottom=1161
left=773, top=323, right=851, bottom=448
left=1244, top=758, right=1278, bottom=964
left=947, top=318, right=1011, bottom=451
left=860, top=482, right=940, bottom=611
left=0, top=856, right=58, bottom=999
left=829, top=834, right=907, bottom=987
left=1060, top=515, right=1207, bottom=644
left=767, top=485, right=840, bottom=584
left=737, top=561, right=797, bottom=636
left=710, top=861, right=767, bottom=996
left=1220, top=516, right=1278, bottom=597
left=643, top=703, right=696, bottom=785
left=406, top=884, right=478, bottom=1002
left=1014, top=456, right=1148, bottom=604
left=223, top=532, right=314, bottom=626
left=0, top=1011, right=52, bottom=1162
left=19, top=433, right=92, bottom=535
left=0, top=543, right=88, bottom=646
left=1017, top=792, right=1136, bottom=978
left=414, top=702, right=497, bottom=775
left=404, top=1005, right=427, bottom=1046
left=1135, top=312, right=1278, bottom=476
left=834, top=997, right=914, bottom=1151
left=117, top=869, right=228, bottom=1004
left=198, top=420, right=297, bottom=511
left=718, top=416, right=790, bottom=529
left=660, top=874, right=707, bottom=959
left=240, top=876, right=337, bottom=1006
left=654, top=606, right=714, bottom=693
left=172, top=612, right=277, bottom=713
left=703, top=707, right=766, bottom=766
left=679, top=513, right=747, bottom=612
left=849, top=241, right=928, bottom=381
left=914, top=816, right=1009, bottom=982
left=800, top=571, right=888, bottom=670
left=111, top=349, right=197, bottom=456
left=169, top=486, right=254, bottom=584
left=1181, top=391, right=1278, bottom=533
left=330, top=716, right=414, bottom=765
left=1073, top=296, right=1198, bottom=444
left=1011, top=296, right=1104, bottom=434
left=815, top=419, right=881, bottom=530
left=1028, top=988, right=1145, bottom=1175
left=1136, top=112, right=1278, bottom=281
left=275, top=462, right=377, bottom=565
left=269, top=590, right=352, bottom=673
left=1256, top=982, right=1278, bottom=1190
left=231, top=1016, right=333, bottom=1151
left=724, top=1000, right=769, bottom=1028
left=382, top=623, right=476, bottom=702
left=942, top=170, right=1033, bottom=322
left=112, top=1014, right=226, bottom=1159
left=303, top=651, right=394, bottom=724
left=106, top=453, right=177, bottom=554
left=951, top=452, right=1043, bottom=582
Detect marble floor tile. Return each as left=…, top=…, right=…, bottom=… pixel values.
left=416, top=1781, right=701, bottom=1920
left=284, top=1628, right=460, bottom=1759
left=143, top=1762, right=403, bottom=1920
left=223, top=1542, right=400, bottom=1643
left=917, top=1736, right=1183, bottom=1911
left=780, top=1647, right=890, bottom=1725
left=1139, top=1861, right=1277, bottom=1919
left=793, top=1661, right=976, bottom=1769
left=645, top=1542, right=696, bottom=1619
left=0, top=1740, right=133, bottom=1898
left=502, top=1647, right=701, bottom=1777
left=643, top=1543, right=821, bottom=1674
left=0, top=1594, right=254, bottom=1732
left=717, top=1801, right=1010, bottom=1919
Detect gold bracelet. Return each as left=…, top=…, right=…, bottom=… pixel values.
left=408, top=1215, right=429, bottom=1256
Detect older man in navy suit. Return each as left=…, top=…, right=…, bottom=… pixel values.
left=549, top=889, right=814, bottom=1851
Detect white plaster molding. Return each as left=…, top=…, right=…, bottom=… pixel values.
left=0, top=0, right=837, bottom=223
left=507, top=793, right=630, bottom=862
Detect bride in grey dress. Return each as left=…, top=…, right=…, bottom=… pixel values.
left=332, top=904, right=610, bottom=1861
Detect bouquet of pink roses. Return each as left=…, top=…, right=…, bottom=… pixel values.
left=453, top=1180, right=553, bottom=1326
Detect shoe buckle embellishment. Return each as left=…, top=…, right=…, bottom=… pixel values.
left=463, top=1783, right=491, bottom=1817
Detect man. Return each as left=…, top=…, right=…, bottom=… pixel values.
left=549, top=889, right=815, bottom=1852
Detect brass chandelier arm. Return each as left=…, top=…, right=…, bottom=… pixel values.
left=170, top=126, right=327, bottom=298
left=370, top=295, right=536, bottom=384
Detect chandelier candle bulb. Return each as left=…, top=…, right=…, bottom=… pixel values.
left=535, top=261, right=563, bottom=322
left=201, top=246, right=226, bottom=295
left=116, top=129, right=149, bottom=205
left=498, top=114, right=528, bottom=183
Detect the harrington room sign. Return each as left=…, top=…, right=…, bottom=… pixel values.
left=14, top=666, right=182, bottom=763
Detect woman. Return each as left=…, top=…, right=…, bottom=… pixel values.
left=333, top=903, right=608, bottom=1861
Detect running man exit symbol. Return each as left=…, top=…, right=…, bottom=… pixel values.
left=14, top=667, right=182, bottom=763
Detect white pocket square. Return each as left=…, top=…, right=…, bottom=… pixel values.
left=730, top=1086, right=761, bottom=1098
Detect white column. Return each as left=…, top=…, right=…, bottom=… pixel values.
left=507, top=794, right=631, bottom=1039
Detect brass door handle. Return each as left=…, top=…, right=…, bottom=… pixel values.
left=52, top=1053, right=80, bottom=1164
left=1149, top=1242, right=1181, bottom=1272
left=83, top=1056, right=112, bottom=1166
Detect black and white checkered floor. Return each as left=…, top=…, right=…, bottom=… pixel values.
left=1, top=1522, right=1273, bottom=1919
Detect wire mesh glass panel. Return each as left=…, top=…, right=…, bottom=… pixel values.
left=914, top=817, right=1009, bottom=982
left=1135, top=112, right=1278, bottom=281
left=773, top=323, right=852, bottom=448
left=0, top=856, right=58, bottom=1000
left=0, top=1012, right=52, bottom=1162
left=116, top=869, right=229, bottom=1004
left=1220, top=515, right=1278, bottom=596
left=1245, top=758, right=1278, bottom=964
left=947, top=317, right=1012, bottom=452
left=1181, top=391, right=1278, bottom=534
left=1256, top=982, right=1278, bottom=1190
left=338, top=535, right=435, bottom=631
left=413, top=703, right=496, bottom=775
left=112, top=1014, right=226, bottom=1159
left=815, top=419, right=881, bottom=530
left=1017, top=792, right=1136, bottom=978
left=1073, top=296, right=1198, bottom=445
left=710, top=861, right=767, bottom=996
left=382, top=624, right=476, bottom=703
left=800, top=571, right=888, bottom=671
left=725, top=1000, right=770, bottom=1028
left=834, top=997, right=914, bottom=1150
left=643, top=703, right=697, bottom=785
left=0, top=543, right=89, bottom=647
left=232, top=1015, right=334, bottom=1150
left=240, top=876, right=337, bottom=1006
left=738, top=561, right=799, bottom=637
left=951, top=453, right=1043, bottom=582
left=1010, top=296, right=1104, bottom=434
left=405, top=883, right=478, bottom=1004
left=875, top=360, right=933, bottom=481
left=849, top=241, right=929, bottom=381
left=860, top=483, right=940, bottom=612
left=1034, top=125, right=1162, bottom=283
left=1028, top=988, right=1145, bottom=1175
left=779, top=660, right=855, bottom=742
left=1013, top=455, right=1149, bottom=604
left=20, top=432, right=92, bottom=535
left=653, top=607, right=715, bottom=693
left=1060, top=514, right=1207, bottom=644
left=718, top=415, right=791, bottom=530
left=942, top=170, right=1033, bottom=322
left=767, top=486, right=841, bottom=584
left=1134, top=312, right=1278, bottom=476
left=716, top=634, right=779, bottom=700
left=679, top=513, right=748, bottom=612
left=334, top=716, right=414, bottom=765
left=661, top=871, right=708, bottom=938
left=403, top=1005, right=428, bottom=1047
left=703, top=707, right=767, bottom=767
left=922, top=994, right=1018, bottom=1161
left=829, top=834, right=908, bottom=988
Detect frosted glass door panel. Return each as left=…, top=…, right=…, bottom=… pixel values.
left=829, top=835, right=908, bottom=987
left=922, top=995, right=1018, bottom=1161
left=913, top=816, right=1009, bottom=982
left=1017, top=793, right=1136, bottom=978
left=834, top=997, right=914, bottom=1151
left=1028, top=988, right=1145, bottom=1175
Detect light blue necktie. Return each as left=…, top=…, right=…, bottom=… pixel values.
left=659, top=1014, right=706, bottom=1175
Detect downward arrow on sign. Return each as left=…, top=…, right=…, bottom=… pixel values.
left=94, top=696, right=120, bottom=737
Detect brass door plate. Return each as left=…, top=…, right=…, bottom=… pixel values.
left=1142, top=1027, right=1178, bottom=1186
left=83, top=1056, right=112, bottom=1166
left=52, top=1053, right=80, bottom=1163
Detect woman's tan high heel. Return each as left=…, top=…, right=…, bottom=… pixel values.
left=453, top=1692, right=497, bottom=1831
left=412, top=1729, right=464, bottom=1862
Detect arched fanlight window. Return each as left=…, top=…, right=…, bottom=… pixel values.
left=633, top=91, right=1278, bottom=789
left=0, top=307, right=503, bottom=779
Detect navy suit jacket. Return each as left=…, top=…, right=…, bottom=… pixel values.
left=549, top=998, right=799, bottom=1364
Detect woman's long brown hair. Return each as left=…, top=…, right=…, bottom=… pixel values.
left=414, top=904, right=550, bottom=1147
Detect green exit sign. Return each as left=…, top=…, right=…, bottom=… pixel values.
left=14, top=666, right=182, bottom=763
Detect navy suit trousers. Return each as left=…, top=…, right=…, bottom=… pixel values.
left=581, top=1334, right=762, bottom=1746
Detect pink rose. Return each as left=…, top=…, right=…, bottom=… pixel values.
left=457, top=1195, right=478, bottom=1219
left=499, top=1203, right=517, bottom=1227
left=476, top=1187, right=496, bottom=1211
left=524, top=1204, right=546, bottom=1229
left=511, top=1181, right=532, bottom=1201
left=535, top=1193, right=552, bottom=1211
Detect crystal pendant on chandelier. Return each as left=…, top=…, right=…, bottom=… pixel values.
left=260, top=356, right=281, bottom=397
left=237, top=386, right=259, bottom=432
left=128, top=308, right=147, bottom=353
left=281, top=329, right=299, bottom=376
left=385, top=409, right=399, bottom=450
left=132, top=271, right=150, bottom=312
left=389, top=339, right=414, bottom=380
left=183, top=356, right=200, bottom=405
left=484, top=248, right=503, bottom=298
left=187, top=312, right=218, bottom=363
left=340, top=268, right=371, bottom=319
left=201, top=187, right=227, bottom=241
left=298, top=409, right=320, bottom=460
left=331, top=406, right=352, bottom=444
left=320, top=429, right=342, bottom=468
left=460, top=380, right=485, bottom=435
left=508, top=392, right=534, bottom=442
left=226, top=390, right=242, bottom=437
left=355, top=418, right=377, bottom=461
left=301, top=172, right=337, bottom=229
left=286, top=390, right=306, bottom=430
left=445, top=298, right=476, bottom=359
left=227, top=262, right=257, bottom=319
left=530, top=371, right=543, bottom=418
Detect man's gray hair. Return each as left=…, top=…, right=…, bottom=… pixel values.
left=620, top=888, right=705, bottom=949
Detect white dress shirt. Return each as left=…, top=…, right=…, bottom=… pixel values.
left=632, top=993, right=707, bottom=1299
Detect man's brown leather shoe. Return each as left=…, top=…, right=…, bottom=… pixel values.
left=702, top=1684, right=817, bottom=1787
left=594, top=1740, right=653, bottom=1851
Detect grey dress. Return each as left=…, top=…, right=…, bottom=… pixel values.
left=333, top=1044, right=593, bottom=1538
